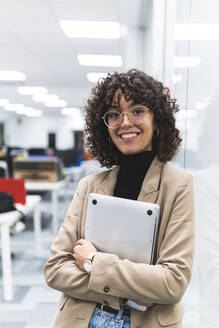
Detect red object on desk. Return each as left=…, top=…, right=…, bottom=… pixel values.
left=0, top=178, right=26, bottom=204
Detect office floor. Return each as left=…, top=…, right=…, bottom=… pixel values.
left=0, top=190, right=199, bottom=328
left=0, top=192, right=68, bottom=328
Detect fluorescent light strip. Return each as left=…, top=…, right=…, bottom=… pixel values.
left=175, top=23, right=219, bottom=40
left=26, top=109, right=42, bottom=117
left=78, top=55, right=122, bottom=67
left=0, top=99, right=10, bottom=106
left=87, top=72, right=108, bottom=83
left=16, top=107, right=42, bottom=117
left=16, top=108, right=30, bottom=115
left=17, top=87, right=48, bottom=96
left=173, top=56, right=201, bottom=68
left=45, top=100, right=67, bottom=108
left=0, top=71, right=26, bottom=81
left=4, top=104, right=25, bottom=111
left=33, top=94, right=59, bottom=102
left=16, top=107, right=34, bottom=115
left=60, top=20, right=120, bottom=39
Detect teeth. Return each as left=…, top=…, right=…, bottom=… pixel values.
left=121, top=133, right=138, bottom=139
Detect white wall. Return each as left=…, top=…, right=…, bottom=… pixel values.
left=1, top=86, right=88, bottom=149
left=7, top=114, right=84, bottom=149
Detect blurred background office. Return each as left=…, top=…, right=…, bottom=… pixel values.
left=0, top=0, right=218, bottom=327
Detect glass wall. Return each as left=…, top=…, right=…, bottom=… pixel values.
left=163, top=1, right=219, bottom=327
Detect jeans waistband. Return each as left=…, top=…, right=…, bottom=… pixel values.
left=96, top=303, right=131, bottom=317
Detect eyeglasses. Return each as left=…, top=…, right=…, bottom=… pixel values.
left=103, top=105, right=150, bottom=129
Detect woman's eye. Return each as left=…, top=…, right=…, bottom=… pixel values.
left=132, top=107, right=145, bottom=116
left=109, top=112, right=120, bottom=119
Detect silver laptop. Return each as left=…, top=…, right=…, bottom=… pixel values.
left=85, top=193, right=160, bottom=264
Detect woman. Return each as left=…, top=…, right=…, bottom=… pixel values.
left=44, top=69, right=194, bottom=328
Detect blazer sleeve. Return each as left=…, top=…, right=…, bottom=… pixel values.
left=88, top=174, right=195, bottom=304
left=44, top=178, right=121, bottom=309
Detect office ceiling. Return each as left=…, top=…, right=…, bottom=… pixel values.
left=0, top=0, right=148, bottom=117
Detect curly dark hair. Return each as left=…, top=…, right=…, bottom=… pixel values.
left=85, top=69, right=182, bottom=168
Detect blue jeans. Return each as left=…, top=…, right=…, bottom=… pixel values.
left=88, top=307, right=131, bottom=328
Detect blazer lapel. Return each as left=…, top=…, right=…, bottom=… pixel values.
left=94, top=156, right=164, bottom=204
left=137, top=156, right=164, bottom=204
left=95, top=166, right=120, bottom=196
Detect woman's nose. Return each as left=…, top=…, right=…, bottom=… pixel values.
left=120, top=112, right=133, bottom=127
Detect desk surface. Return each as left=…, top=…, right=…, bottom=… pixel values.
left=25, top=180, right=66, bottom=191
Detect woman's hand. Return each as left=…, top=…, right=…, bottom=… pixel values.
left=73, top=239, right=97, bottom=271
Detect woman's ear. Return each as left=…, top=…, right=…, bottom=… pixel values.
left=153, top=128, right=160, bottom=138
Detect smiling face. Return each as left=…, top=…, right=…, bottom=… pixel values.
left=108, top=93, right=155, bottom=155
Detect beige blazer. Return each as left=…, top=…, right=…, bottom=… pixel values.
left=44, top=157, right=195, bottom=328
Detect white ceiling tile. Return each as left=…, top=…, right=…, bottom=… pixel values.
left=0, top=0, right=143, bottom=119
left=2, top=21, right=67, bottom=46
left=0, top=1, right=54, bottom=21
left=50, top=1, right=119, bottom=21
left=0, top=25, right=17, bottom=44
left=69, top=39, right=121, bottom=54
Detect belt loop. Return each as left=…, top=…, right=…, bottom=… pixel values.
left=116, top=305, right=124, bottom=321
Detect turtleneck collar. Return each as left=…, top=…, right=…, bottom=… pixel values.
left=114, top=151, right=156, bottom=200
left=119, top=151, right=155, bottom=175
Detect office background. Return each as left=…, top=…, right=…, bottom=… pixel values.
left=0, top=0, right=218, bottom=327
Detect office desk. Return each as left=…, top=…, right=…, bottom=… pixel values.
left=25, top=180, right=66, bottom=233
left=0, top=195, right=41, bottom=301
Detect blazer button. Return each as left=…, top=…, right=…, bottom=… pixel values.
left=103, top=286, right=110, bottom=293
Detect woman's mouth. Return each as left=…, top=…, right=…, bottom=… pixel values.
left=118, top=132, right=141, bottom=141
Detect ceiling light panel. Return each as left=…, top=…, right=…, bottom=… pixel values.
left=33, top=94, right=59, bottom=102
left=0, top=99, right=9, bottom=106
left=16, top=108, right=30, bottom=115
left=17, top=87, right=48, bottom=96
left=78, top=55, right=122, bottom=67
left=25, top=109, right=42, bottom=117
left=4, top=104, right=25, bottom=111
left=0, top=71, right=26, bottom=81
left=44, top=100, right=67, bottom=108
left=60, top=20, right=120, bottom=39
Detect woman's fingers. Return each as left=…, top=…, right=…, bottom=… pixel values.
left=76, top=239, right=86, bottom=245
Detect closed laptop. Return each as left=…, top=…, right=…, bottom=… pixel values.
left=85, top=193, right=160, bottom=264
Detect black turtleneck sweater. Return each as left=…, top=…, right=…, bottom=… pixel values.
left=113, top=151, right=155, bottom=200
